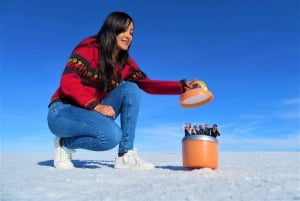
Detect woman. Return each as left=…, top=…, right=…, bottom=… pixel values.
left=211, top=124, right=221, bottom=138
left=47, top=11, right=196, bottom=170
left=184, top=123, right=192, bottom=136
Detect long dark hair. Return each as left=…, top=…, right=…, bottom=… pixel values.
left=95, top=11, right=133, bottom=91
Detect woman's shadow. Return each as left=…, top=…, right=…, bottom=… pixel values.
left=38, top=159, right=114, bottom=169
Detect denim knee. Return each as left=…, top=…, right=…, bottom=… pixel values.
left=121, top=82, right=140, bottom=103
left=122, top=82, right=139, bottom=93
left=94, top=125, right=122, bottom=151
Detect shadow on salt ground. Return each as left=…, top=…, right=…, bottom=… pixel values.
left=37, top=160, right=114, bottom=169
left=156, top=165, right=191, bottom=171
left=38, top=161, right=189, bottom=171
left=156, top=166, right=217, bottom=172
left=37, top=161, right=213, bottom=172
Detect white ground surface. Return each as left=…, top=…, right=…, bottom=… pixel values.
left=1, top=152, right=299, bottom=201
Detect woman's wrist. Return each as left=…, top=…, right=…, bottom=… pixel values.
left=93, top=104, right=103, bottom=112
left=179, top=79, right=187, bottom=93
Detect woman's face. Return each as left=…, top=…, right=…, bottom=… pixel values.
left=116, top=22, right=133, bottom=51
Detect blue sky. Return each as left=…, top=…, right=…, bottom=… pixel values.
left=1, top=0, right=299, bottom=152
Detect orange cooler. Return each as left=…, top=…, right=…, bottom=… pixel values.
left=182, top=135, right=218, bottom=169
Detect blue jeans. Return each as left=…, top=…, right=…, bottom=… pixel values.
left=47, top=82, right=140, bottom=153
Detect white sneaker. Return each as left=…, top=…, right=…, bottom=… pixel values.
left=114, top=149, right=155, bottom=170
left=54, top=137, right=75, bottom=169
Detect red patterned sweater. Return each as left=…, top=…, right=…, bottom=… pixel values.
left=50, top=37, right=185, bottom=110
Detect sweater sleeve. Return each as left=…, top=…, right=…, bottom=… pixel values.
left=59, top=72, right=100, bottom=109
left=124, top=58, right=185, bottom=95
left=136, top=78, right=184, bottom=94
left=57, top=38, right=102, bottom=109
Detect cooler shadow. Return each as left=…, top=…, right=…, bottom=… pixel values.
left=156, top=165, right=188, bottom=171
left=38, top=159, right=114, bottom=169
left=157, top=165, right=210, bottom=171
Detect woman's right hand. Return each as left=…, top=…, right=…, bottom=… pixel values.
left=94, top=104, right=116, bottom=118
left=184, top=79, right=198, bottom=91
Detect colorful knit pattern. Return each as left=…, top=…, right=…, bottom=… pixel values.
left=125, top=69, right=147, bottom=81
left=64, top=53, right=98, bottom=87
